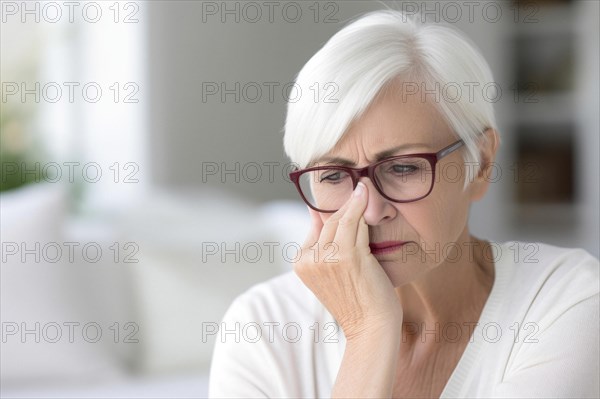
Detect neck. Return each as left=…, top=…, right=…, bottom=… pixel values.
left=394, top=230, right=495, bottom=346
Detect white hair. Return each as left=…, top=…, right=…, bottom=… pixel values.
left=283, top=9, right=499, bottom=188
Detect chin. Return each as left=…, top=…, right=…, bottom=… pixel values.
left=378, top=258, right=434, bottom=287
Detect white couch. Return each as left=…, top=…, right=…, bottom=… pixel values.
left=0, top=184, right=309, bottom=398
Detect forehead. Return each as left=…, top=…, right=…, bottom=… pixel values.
left=323, top=83, right=452, bottom=163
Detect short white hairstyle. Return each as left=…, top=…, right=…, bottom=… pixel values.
left=283, top=9, right=499, bottom=188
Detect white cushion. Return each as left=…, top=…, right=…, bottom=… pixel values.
left=120, top=188, right=285, bottom=374
left=0, top=183, right=125, bottom=387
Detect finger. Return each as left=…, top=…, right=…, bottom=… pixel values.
left=317, top=187, right=356, bottom=242
left=303, top=206, right=324, bottom=248
left=356, top=216, right=370, bottom=251
left=318, top=183, right=361, bottom=245
left=332, top=181, right=368, bottom=248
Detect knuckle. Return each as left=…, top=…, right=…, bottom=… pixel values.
left=338, top=214, right=357, bottom=227
left=302, top=237, right=317, bottom=248
left=325, top=214, right=342, bottom=225
left=293, top=259, right=311, bottom=274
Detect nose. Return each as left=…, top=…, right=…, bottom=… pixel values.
left=357, top=177, right=397, bottom=226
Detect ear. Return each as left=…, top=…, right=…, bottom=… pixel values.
left=469, top=129, right=500, bottom=202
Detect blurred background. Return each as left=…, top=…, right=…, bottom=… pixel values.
left=1, top=0, right=598, bottom=397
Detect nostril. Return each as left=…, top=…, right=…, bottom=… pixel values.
left=361, top=181, right=398, bottom=225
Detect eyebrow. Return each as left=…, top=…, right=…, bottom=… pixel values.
left=314, top=143, right=431, bottom=167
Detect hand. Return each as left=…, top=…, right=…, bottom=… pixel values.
left=294, top=182, right=403, bottom=341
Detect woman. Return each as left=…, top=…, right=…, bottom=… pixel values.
left=209, top=10, right=599, bottom=398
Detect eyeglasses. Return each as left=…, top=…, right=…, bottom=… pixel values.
left=289, top=139, right=464, bottom=213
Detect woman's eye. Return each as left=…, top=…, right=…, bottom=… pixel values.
left=320, top=171, right=346, bottom=182
left=390, top=164, right=418, bottom=174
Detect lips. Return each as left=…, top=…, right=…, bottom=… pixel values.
left=369, top=241, right=408, bottom=255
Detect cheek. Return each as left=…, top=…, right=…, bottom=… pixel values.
left=408, top=184, right=470, bottom=249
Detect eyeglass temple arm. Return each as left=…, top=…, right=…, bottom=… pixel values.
left=437, top=140, right=464, bottom=159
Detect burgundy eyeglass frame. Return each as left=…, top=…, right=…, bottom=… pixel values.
left=289, top=139, right=465, bottom=213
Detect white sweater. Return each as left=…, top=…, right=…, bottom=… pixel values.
left=208, top=241, right=600, bottom=398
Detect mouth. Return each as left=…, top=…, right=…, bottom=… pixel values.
left=369, top=241, right=409, bottom=255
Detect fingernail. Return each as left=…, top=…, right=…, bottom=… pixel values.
left=353, top=182, right=364, bottom=197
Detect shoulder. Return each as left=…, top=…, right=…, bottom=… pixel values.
left=495, top=241, right=598, bottom=293
left=484, top=242, right=599, bottom=395
left=209, top=271, right=342, bottom=398
left=493, top=240, right=599, bottom=328
left=224, top=271, right=325, bottom=323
